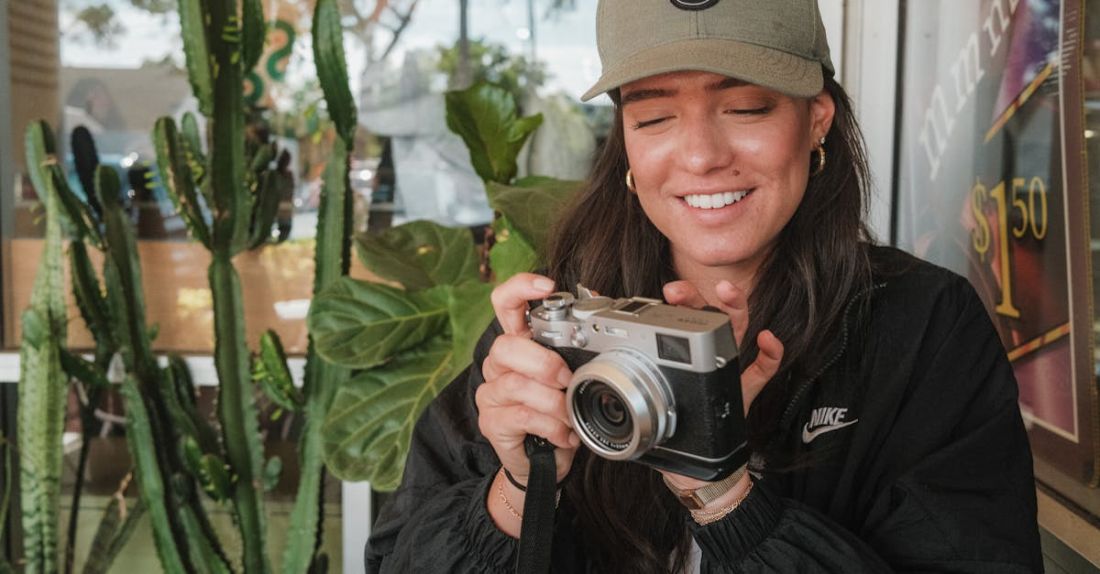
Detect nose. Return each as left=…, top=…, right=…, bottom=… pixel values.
left=678, top=114, right=734, bottom=175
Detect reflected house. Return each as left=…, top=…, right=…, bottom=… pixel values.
left=357, top=49, right=598, bottom=231
left=358, top=50, right=494, bottom=228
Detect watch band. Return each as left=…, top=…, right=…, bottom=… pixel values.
left=662, top=464, right=749, bottom=510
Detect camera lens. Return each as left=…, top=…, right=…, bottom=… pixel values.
left=575, top=381, right=633, bottom=450
left=599, top=393, right=627, bottom=425
left=566, top=348, right=676, bottom=460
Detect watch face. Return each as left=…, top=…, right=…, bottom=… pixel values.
left=677, top=493, right=706, bottom=510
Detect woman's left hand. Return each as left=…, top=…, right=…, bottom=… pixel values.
left=659, top=279, right=784, bottom=496
left=662, top=279, right=783, bottom=413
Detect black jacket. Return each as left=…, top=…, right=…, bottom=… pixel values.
left=366, top=246, right=1043, bottom=573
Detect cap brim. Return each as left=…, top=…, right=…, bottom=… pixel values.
left=581, top=38, right=823, bottom=102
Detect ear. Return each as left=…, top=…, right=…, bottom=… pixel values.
left=808, top=89, right=836, bottom=143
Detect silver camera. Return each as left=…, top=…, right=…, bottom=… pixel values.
left=529, top=286, right=748, bottom=481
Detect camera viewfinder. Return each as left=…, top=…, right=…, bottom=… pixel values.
left=656, top=333, right=692, bottom=364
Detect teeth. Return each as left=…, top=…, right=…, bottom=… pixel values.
left=684, top=190, right=750, bottom=209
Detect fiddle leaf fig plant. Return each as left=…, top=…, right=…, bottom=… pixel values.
left=445, top=83, right=544, bottom=184
left=311, top=82, right=580, bottom=489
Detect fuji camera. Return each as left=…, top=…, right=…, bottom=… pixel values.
left=528, top=286, right=749, bottom=481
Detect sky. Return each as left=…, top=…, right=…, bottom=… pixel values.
left=59, top=0, right=603, bottom=104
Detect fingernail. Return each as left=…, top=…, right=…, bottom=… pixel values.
left=569, top=432, right=581, bottom=447
left=534, top=277, right=555, bottom=292
left=556, top=369, right=572, bottom=387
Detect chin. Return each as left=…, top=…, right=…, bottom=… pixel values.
left=687, top=247, right=757, bottom=268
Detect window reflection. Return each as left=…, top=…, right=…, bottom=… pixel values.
left=5, top=0, right=604, bottom=356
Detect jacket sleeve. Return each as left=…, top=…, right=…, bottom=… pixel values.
left=690, top=275, right=1042, bottom=573
left=366, top=321, right=521, bottom=573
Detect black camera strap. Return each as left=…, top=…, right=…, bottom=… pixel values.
left=515, top=435, right=556, bottom=574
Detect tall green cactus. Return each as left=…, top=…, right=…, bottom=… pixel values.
left=159, top=0, right=287, bottom=571
left=279, top=0, right=355, bottom=570
left=18, top=120, right=68, bottom=573
left=95, top=158, right=230, bottom=572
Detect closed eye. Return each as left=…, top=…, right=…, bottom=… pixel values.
left=632, top=117, right=670, bottom=129
left=728, top=106, right=770, bottom=116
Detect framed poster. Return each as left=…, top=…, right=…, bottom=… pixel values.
left=896, top=0, right=1099, bottom=487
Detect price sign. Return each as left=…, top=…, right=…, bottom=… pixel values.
left=897, top=0, right=1097, bottom=483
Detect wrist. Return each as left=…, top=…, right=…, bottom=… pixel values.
left=487, top=469, right=526, bottom=537
left=689, top=476, right=753, bottom=525
left=662, top=463, right=749, bottom=510
left=694, top=472, right=751, bottom=513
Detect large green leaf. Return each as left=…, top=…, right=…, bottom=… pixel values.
left=448, top=280, right=495, bottom=373
left=313, top=0, right=357, bottom=146
left=321, top=337, right=459, bottom=488
left=355, top=220, right=479, bottom=290
left=486, top=176, right=580, bottom=248
left=445, top=83, right=543, bottom=184
left=308, top=279, right=450, bottom=369
left=490, top=215, right=539, bottom=283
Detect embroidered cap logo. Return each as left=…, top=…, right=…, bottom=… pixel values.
left=670, top=0, right=720, bottom=10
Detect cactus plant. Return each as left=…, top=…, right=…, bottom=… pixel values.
left=280, top=0, right=355, bottom=570
left=18, top=121, right=68, bottom=573
left=154, top=1, right=293, bottom=571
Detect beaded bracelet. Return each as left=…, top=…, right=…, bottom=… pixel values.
left=689, top=480, right=754, bottom=526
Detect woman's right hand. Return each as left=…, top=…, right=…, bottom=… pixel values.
left=476, top=273, right=581, bottom=489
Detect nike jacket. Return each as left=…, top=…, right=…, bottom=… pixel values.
left=365, top=246, right=1043, bottom=573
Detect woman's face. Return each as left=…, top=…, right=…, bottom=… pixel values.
left=620, top=71, right=835, bottom=281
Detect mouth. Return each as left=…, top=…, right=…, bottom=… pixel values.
left=681, top=189, right=754, bottom=210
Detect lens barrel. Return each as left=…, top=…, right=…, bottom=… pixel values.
left=567, top=348, right=676, bottom=460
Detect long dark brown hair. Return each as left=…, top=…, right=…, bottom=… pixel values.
left=545, top=77, right=875, bottom=573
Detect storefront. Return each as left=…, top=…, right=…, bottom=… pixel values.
left=0, top=0, right=1098, bottom=571
left=892, top=0, right=1100, bottom=568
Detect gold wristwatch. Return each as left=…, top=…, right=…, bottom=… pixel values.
left=662, top=465, right=749, bottom=510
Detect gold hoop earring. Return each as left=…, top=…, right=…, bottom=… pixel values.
left=812, top=137, right=826, bottom=177
left=625, top=169, right=636, bottom=191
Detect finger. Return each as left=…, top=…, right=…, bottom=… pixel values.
left=483, top=335, right=572, bottom=389
left=715, top=281, right=750, bottom=344
left=475, top=371, right=572, bottom=428
left=741, top=330, right=784, bottom=413
left=663, top=280, right=707, bottom=308
left=490, top=273, right=556, bottom=336
left=480, top=405, right=578, bottom=450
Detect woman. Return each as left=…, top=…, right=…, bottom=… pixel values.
left=367, top=0, right=1042, bottom=572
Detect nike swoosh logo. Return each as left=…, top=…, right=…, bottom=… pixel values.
left=801, top=419, right=859, bottom=443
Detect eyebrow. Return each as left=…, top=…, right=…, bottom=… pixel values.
left=620, top=77, right=750, bottom=107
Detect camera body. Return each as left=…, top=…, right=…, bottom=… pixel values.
left=528, top=287, right=748, bottom=481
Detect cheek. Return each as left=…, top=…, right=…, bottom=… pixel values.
left=623, top=136, right=669, bottom=184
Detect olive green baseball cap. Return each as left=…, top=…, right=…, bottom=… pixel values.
left=581, top=0, right=835, bottom=101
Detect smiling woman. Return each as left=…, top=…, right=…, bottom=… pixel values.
left=366, top=1, right=1044, bottom=573
left=619, top=71, right=833, bottom=283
